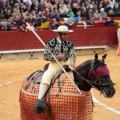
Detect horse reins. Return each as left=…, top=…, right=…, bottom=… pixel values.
left=72, top=67, right=115, bottom=91
left=72, top=67, right=98, bottom=90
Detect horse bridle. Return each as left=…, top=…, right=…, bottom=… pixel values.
left=73, top=67, right=115, bottom=91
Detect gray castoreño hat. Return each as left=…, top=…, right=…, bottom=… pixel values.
left=53, top=25, right=73, bottom=33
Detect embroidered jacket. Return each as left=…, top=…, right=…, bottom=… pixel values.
left=43, top=38, right=76, bottom=63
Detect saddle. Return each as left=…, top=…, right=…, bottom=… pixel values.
left=27, top=63, right=71, bottom=85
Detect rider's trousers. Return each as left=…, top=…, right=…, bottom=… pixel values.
left=41, top=61, right=66, bottom=85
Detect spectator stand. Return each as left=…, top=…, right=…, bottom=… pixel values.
left=1, top=0, right=120, bottom=30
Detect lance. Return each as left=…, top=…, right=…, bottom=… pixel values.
left=26, top=22, right=82, bottom=94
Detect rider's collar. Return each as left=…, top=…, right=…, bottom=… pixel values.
left=57, top=37, right=61, bottom=43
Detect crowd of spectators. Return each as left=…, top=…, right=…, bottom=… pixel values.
left=0, top=0, right=120, bottom=31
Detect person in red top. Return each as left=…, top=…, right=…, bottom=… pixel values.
left=117, top=28, right=120, bottom=56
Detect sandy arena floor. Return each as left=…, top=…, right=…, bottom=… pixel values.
left=0, top=49, right=120, bottom=120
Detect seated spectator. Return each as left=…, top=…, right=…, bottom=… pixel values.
left=19, top=22, right=28, bottom=32
left=51, top=0, right=59, bottom=10
left=108, top=9, right=115, bottom=17
left=59, top=0, right=66, bottom=8
left=13, top=15, right=22, bottom=25
left=39, top=0, right=47, bottom=11
left=66, top=3, right=72, bottom=12
left=93, top=9, right=101, bottom=18
left=74, top=10, right=82, bottom=23
left=26, top=4, right=32, bottom=11
left=64, top=17, right=75, bottom=28
left=23, top=0, right=32, bottom=6
left=67, top=9, right=74, bottom=19
left=0, top=18, right=11, bottom=31
left=104, top=3, right=112, bottom=15
left=6, top=4, right=13, bottom=13
left=59, top=4, right=68, bottom=18
left=49, top=18, right=60, bottom=30
left=0, top=9, right=4, bottom=19
left=0, top=0, right=8, bottom=9
left=15, top=0, right=27, bottom=9
left=26, top=22, right=36, bottom=31
left=100, top=8, right=108, bottom=18
left=86, top=9, right=94, bottom=20
left=32, top=3, right=40, bottom=13
left=104, top=17, right=115, bottom=26
left=8, top=16, right=14, bottom=25
left=49, top=8, right=60, bottom=21
left=21, top=16, right=26, bottom=24
left=41, top=10, right=47, bottom=21
left=4, top=9, right=12, bottom=19
left=34, top=14, right=41, bottom=27
left=114, top=9, right=120, bottom=17
left=86, top=17, right=94, bottom=25
left=19, top=4, right=27, bottom=13
left=45, top=2, right=53, bottom=13
left=113, top=3, right=119, bottom=13
left=72, top=2, right=81, bottom=15
left=93, top=3, right=98, bottom=11
left=9, top=0, right=15, bottom=8
left=81, top=8, right=87, bottom=18
left=12, top=5, right=21, bottom=17
left=22, top=10, right=32, bottom=21
left=31, top=10, right=37, bottom=20
left=34, top=10, right=46, bottom=27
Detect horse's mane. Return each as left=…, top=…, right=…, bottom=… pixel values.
left=75, top=59, right=93, bottom=71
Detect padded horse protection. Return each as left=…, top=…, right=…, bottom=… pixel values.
left=28, top=64, right=72, bottom=114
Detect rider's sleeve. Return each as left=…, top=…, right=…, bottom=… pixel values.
left=69, top=44, right=76, bottom=64
left=43, top=40, right=59, bottom=61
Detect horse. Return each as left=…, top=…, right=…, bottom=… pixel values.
left=19, top=53, right=115, bottom=120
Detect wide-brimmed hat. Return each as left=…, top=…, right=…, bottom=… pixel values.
left=53, top=25, right=73, bottom=33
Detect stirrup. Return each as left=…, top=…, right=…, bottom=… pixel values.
left=34, top=99, right=46, bottom=114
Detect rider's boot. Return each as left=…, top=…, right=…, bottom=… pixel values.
left=34, top=83, right=49, bottom=114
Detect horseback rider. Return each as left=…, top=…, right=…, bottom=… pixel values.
left=34, top=25, right=76, bottom=113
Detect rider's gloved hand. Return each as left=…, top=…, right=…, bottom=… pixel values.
left=70, top=62, right=75, bottom=68
left=58, top=53, right=65, bottom=61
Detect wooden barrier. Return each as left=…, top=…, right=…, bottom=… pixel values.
left=0, top=46, right=107, bottom=60
left=0, top=27, right=118, bottom=52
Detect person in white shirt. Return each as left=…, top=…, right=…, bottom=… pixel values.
left=23, top=0, right=32, bottom=5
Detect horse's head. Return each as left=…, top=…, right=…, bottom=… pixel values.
left=88, top=53, right=115, bottom=98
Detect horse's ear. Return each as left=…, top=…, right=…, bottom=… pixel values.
left=95, top=53, right=98, bottom=59
left=102, top=54, right=107, bottom=62
left=91, top=54, right=98, bottom=71
left=93, top=53, right=98, bottom=64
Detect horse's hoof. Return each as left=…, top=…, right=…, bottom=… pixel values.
left=34, top=99, right=46, bottom=114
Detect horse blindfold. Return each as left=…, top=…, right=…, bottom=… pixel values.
left=89, top=66, right=110, bottom=78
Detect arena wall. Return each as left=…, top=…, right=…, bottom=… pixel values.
left=0, top=27, right=118, bottom=51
